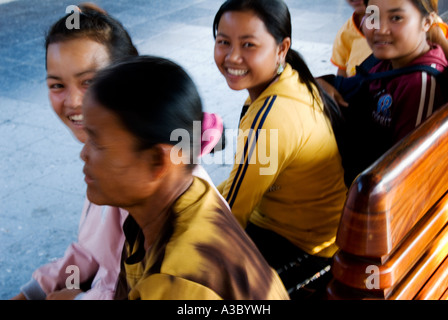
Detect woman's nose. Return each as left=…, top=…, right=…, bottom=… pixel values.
left=64, top=86, right=83, bottom=109
left=80, top=142, right=88, bottom=162
left=226, top=46, right=243, bottom=64
left=375, top=17, right=390, bottom=35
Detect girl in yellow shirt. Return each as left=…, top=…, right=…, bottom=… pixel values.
left=213, top=0, right=347, bottom=299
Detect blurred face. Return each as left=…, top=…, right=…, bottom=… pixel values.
left=347, top=0, right=366, bottom=14
left=80, top=94, right=156, bottom=208
left=46, top=38, right=110, bottom=143
left=363, top=0, right=431, bottom=69
left=214, top=10, right=290, bottom=101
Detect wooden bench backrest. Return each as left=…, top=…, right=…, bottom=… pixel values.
left=336, top=104, right=448, bottom=259
left=329, top=103, right=448, bottom=299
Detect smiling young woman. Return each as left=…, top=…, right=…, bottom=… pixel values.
left=213, top=0, right=348, bottom=299
left=214, top=10, right=290, bottom=101
left=11, top=3, right=139, bottom=301
left=46, top=38, right=111, bottom=143
left=363, top=0, right=433, bottom=69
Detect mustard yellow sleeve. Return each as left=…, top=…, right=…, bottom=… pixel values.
left=432, top=14, right=448, bottom=38
left=331, top=18, right=352, bottom=70
left=129, top=273, right=222, bottom=300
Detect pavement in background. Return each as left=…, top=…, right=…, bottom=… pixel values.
left=0, top=0, right=350, bottom=299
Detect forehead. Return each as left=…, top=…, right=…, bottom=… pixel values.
left=46, top=38, right=110, bottom=75
left=217, top=10, right=270, bottom=36
left=83, top=93, right=128, bottom=140
left=369, top=0, right=416, bottom=11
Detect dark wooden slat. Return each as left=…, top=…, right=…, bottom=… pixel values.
left=440, top=287, right=448, bottom=300
left=326, top=279, right=382, bottom=300
left=337, top=104, right=448, bottom=258
left=332, top=194, right=448, bottom=290
left=327, top=223, right=448, bottom=300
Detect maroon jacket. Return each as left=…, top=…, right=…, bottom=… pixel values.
left=338, top=44, right=448, bottom=186
left=369, top=44, right=448, bottom=144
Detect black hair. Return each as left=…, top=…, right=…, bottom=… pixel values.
left=45, top=3, right=138, bottom=68
left=213, top=0, right=342, bottom=127
left=89, top=56, right=203, bottom=169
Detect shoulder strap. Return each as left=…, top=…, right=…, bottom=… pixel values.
left=356, top=54, right=441, bottom=81
left=333, top=56, right=443, bottom=100
left=365, top=64, right=441, bottom=81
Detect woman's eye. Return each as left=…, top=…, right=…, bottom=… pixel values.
left=243, top=42, right=255, bottom=48
left=217, top=39, right=229, bottom=46
left=89, top=139, right=103, bottom=150
left=49, top=83, right=63, bottom=90
left=82, top=79, right=93, bottom=87
left=391, top=15, right=403, bottom=22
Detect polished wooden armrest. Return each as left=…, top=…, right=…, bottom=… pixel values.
left=332, top=193, right=448, bottom=290
left=337, top=104, right=448, bottom=258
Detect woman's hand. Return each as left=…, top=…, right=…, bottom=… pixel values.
left=46, top=288, right=83, bottom=300
left=10, top=292, right=27, bottom=300
left=316, top=78, right=349, bottom=108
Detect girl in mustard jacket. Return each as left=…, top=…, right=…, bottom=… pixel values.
left=213, top=0, right=347, bottom=299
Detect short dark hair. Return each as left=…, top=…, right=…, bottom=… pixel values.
left=45, top=3, right=138, bottom=68
left=89, top=56, right=203, bottom=168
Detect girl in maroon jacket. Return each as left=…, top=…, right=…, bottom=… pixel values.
left=332, top=0, right=448, bottom=185
left=364, top=0, right=448, bottom=144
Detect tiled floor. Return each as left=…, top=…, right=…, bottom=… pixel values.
left=0, top=0, right=350, bottom=299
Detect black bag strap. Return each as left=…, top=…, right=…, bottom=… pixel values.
left=356, top=54, right=442, bottom=80
left=334, top=55, right=443, bottom=100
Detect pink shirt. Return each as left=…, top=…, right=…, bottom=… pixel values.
left=32, top=200, right=128, bottom=300
left=26, top=165, right=226, bottom=299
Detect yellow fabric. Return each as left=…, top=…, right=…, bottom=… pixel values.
left=331, top=13, right=372, bottom=77
left=433, top=15, right=448, bottom=39
left=128, top=274, right=222, bottom=300
left=124, top=177, right=289, bottom=300
left=219, top=64, right=347, bottom=258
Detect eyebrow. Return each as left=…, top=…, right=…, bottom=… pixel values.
left=84, top=126, right=98, bottom=139
left=216, top=32, right=257, bottom=40
left=46, top=68, right=97, bottom=80
left=387, top=7, right=405, bottom=13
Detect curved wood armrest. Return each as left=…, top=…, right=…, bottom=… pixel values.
left=337, top=103, right=448, bottom=257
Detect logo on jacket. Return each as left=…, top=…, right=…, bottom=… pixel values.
left=373, top=94, right=392, bottom=127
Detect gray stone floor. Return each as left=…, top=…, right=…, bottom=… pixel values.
left=0, top=0, right=351, bottom=299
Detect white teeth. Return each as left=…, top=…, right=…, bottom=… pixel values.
left=69, top=114, right=83, bottom=122
left=227, top=68, right=248, bottom=76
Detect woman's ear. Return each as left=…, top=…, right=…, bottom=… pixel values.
left=278, top=37, right=291, bottom=62
left=145, top=144, right=174, bottom=180
left=423, top=13, right=436, bottom=32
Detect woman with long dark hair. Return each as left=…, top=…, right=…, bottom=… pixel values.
left=213, top=0, right=347, bottom=299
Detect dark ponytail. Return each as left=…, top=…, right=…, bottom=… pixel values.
left=45, top=2, right=138, bottom=68
left=213, top=0, right=342, bottom=127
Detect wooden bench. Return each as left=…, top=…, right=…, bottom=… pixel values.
left=327, top=103, right=448, bottom=300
